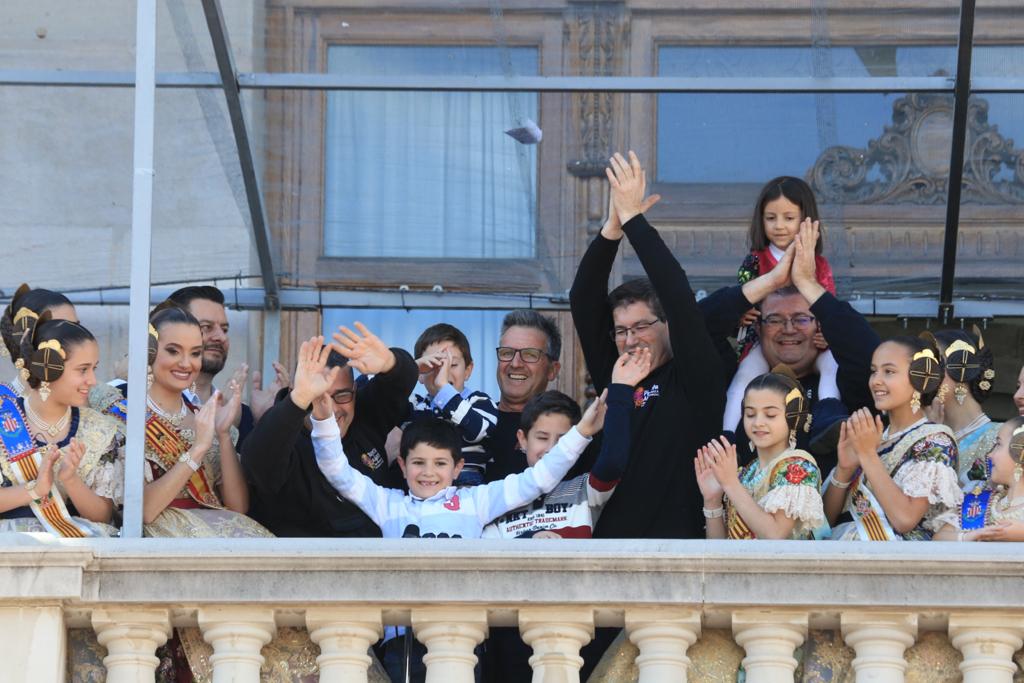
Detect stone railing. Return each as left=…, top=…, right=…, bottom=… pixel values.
left=2, top=536, right=1023, bottom=682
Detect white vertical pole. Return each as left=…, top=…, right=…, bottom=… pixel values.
left=123, top=0, right=158, bottom=538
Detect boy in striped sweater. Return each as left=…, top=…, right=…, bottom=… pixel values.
left=409, top=323, right=498, bottom=485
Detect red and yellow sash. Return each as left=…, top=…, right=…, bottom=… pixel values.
left=0, top=385, right=94, bottom=537
left=144, top=412, right=222, bottom=509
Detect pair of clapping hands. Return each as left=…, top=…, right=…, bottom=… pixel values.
left=290, top=323, right=396, bottom=418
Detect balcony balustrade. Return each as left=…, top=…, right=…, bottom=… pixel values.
left=1, top=536, right=1022, bottom=682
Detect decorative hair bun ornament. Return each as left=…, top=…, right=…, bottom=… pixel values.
left=771, top=364, right=810, bottom=447
left=29, top=325, right=66, bottom=403
left=908, top=332, right=943, bottom=414
left=147, top=323, right=159, bottom=365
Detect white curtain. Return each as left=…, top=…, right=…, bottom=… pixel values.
left=323, top=46, right=537, bottom=259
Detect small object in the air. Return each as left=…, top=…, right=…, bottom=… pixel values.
left=504, top=118, right=543, bottom=144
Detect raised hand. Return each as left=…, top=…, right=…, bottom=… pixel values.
left=192, top=393, right=218, bottom=455
left=847, top=407, right=883, bottom=458
left=606, top=151, right=655, bottom=226
left=291, top=336, right=341, bottom=409
left=332, top=322, right=396, bottom=376
left=434, top=349, right=452, bottom=391
left=57, top=438, right=85, bottom=484
left=704, top=436, right=740, bottom=490
left=694, top=447, right=724, bottom=504
left=250, top=361, right=290, bottom=421
left=35, top=445, right=62, bottom=497
left=739, top=308, right=761, bottom=328
left=836, top=420, right=859, bottom=473
left=577, top=388, right=608, bottom=438
left=215, top=366, right=247, bottom=435
left=612, top=347, right=652, bottom=387
left=311, top=389, right=334, bottom=422
left=600, top=176, right=661, bottom=241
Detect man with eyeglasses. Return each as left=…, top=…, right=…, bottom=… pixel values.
left=569, top=151, right=728, bottom=542
left=699, top=220, right=880, bottom=475
left=241, top=324, right=417, bottom=537
left=483, top=310, right=564, bottom=482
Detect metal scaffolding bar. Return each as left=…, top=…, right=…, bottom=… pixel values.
left=122, top=0, right=158, bottom=539
left=938, top=0, right=977, bottom=325
left=2, top=70, right=982, bottom=94
left=200, top=0, right=279, bottom=313
left=237, top=73, right=957, bottom=94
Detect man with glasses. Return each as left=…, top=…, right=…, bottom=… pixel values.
left=569, top=152, right=728, bottom=541
left=699, top=220, right=880, bottom=475
left=483, top=310, right=564, bottom=482
left=241, top=324, right=417, bottom=537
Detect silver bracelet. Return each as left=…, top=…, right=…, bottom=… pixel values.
left=702, top=506, right=724, bottom=519
left=178, top=452, right=202, bottom=473
left=828, top=468, right=852, bottom=489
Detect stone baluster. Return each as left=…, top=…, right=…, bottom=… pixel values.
left=91, top=608, right=171, bottom=683
left=841, top=612, right=917, bottom=682
left=519, top=607, right=595, bottom=683
left=949, top=614, right=1024, bottom=683
left=411, top=608, right=488, bottom=683
left=625, top=608, right=702, bottom=683
left=197, top=607, right=276, bottom=682
left=732, top=610, right=807, bottom=683
left=306, top=607, right=383, bottom=683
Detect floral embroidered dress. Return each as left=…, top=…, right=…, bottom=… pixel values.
left=831, top=421, right=962, bottom=541
left=725, top=449, right=827, bottom=540
left=0, top=402, right=124, bottom=536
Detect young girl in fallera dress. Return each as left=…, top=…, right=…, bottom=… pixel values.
left=944, top=417, right=1024, bottom=541
left=697, top=367, right=827, bottom=540
left=823, top=334, right=962, bottom=541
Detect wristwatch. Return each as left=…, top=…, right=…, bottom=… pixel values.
left=178, top=453, right=202, bottom=473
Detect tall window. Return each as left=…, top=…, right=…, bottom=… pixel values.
left=323, top=45, right=539, bottom=259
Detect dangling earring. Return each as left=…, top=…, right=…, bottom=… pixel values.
left=935, top=384, right=949, bottom=405
left=38, top=381, right=51, bottom=402
left=1015, top=464, right=1022, bottom=484
left=146, top=368, right=154, bottom=390
left=954, top=383, right=968, bottom=406
left=190, top=381, right=197, bottom=395
left=910, top=391, right=922, bottom=414
left=15, top=358, right=29, bottom=383
left=985, top=457, right=993, bottom=482
left=788, top=430, right=797, bottom=450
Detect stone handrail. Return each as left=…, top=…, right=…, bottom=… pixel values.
left=2, top=536, right=1023, bottom=682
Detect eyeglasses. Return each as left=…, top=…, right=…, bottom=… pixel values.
left=761, top=314, right=816, bottom=330
left=610, top=319, right=662, bottom=341
left=496, top=347, right=547, bottom=363
left=331, top=389, right=355, bottom=405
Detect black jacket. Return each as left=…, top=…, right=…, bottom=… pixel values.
left=570, top=214, right=728, bottom=539
left=241, top=349, right=417, bottom=537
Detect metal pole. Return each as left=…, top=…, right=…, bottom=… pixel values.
left=122, top=0, right=158, bottom=538
left=937, top=0, right=977, bottom=325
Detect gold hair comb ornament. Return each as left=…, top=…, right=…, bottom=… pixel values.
left=36, top=339, right=66, bottom=359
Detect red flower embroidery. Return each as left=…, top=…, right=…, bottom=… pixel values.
left=633, top=387, right=645, bottom=408
left=784, top=463, right=809, bottom=485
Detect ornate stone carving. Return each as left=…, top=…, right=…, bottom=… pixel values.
left=809, top=93, right=1024, bottom=204
left=565, top=2, right=627, bottom=178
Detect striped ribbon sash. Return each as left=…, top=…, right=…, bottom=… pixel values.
left=845, top=472, right=898, bottom=541
left=144, top=412, right=222, bottom=509
left=0, top=385, right=94, bottom=538
left=726, top=500, right=755, bottom=540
